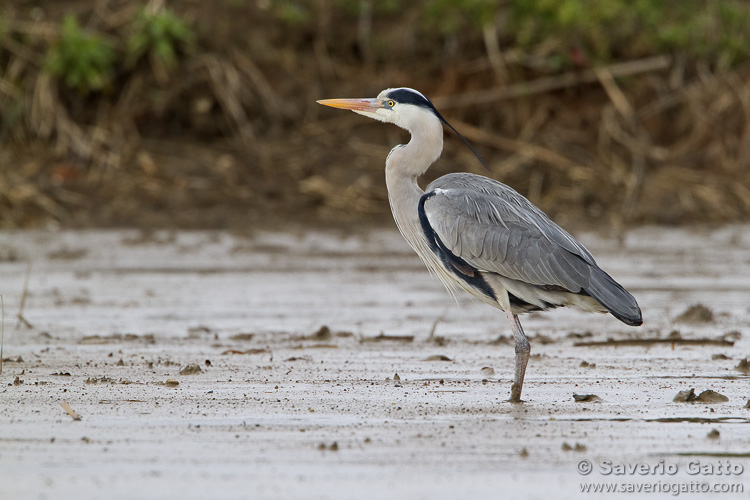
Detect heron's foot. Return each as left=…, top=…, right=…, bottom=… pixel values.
left=508, top=382, right=524, bottom=403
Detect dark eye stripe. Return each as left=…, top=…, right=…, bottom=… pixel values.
left=386, top=89, right=434, bottom=110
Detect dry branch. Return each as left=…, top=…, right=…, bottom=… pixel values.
left=433, top=55, right=672, bottom=108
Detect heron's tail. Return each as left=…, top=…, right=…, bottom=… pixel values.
left=585, top=267, right=642, bottom=326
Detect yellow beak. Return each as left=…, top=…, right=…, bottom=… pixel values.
left=317, top=98, right=382, bottom=113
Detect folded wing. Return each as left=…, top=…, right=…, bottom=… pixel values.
left=421, top=173, right=642, bottom=326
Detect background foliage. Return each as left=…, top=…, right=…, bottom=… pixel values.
left=1, top=0, right=749, bottom=229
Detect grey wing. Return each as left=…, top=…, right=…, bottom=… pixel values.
left=422, top=173, right=642, bottom=325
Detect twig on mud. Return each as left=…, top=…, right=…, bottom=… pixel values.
left=60, top=401, right=82, bottom=421
left=361, top=333, right=414, bottom=343
left=433, top=55, right=672, bottom=109
left=427, top=315, right=442, bottom=340
left=16, top=262, right=33, bottom=330
left=574, top=338, right=734, bottom=347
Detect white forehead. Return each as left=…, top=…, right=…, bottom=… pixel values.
left=377, top=87, right=427, bottom=101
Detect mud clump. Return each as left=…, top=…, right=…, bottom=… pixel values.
left=230, top=333, right=255, bottom=342
left=562, top=442, right=587, bottom=452
left=673, top=388, right=729, bottom=403
left=423, top=355, right=452, bottom=361
left=674, top=304, right=714, bottom=324
left=573, top=394, right=603, bottom=403
left=310, top=326, right=331, bottom=341
left=734, top=358, right=750, bottom=374
left=180, top=364, right=203, bottom=375
left=318, top=442, right=339, bottom=451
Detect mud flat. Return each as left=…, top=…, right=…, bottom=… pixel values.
left=1, top=226, right=749, bottom=499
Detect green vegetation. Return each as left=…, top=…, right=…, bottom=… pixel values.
left=510, top=0, right=750, bottom=67
left=45, top=14, right=116, bottom=93
left=127, top=8, right=194, bottom=72
left=264, top=0, right=750, bottom=68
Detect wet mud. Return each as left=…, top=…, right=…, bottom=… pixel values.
left=1, top=226, right=749, bottom=499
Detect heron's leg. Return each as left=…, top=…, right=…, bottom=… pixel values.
left=506, top=311, right=530, bottom=403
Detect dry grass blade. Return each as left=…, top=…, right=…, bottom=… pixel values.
left=451, top=119, right=580, bottom=173
left=202, top=56, right=256, bottom=149
left=595, top=67, right=637, bottom=126
left=0, top=78, right=24, bottom=102
left=231, top=49, right=285, bottom=121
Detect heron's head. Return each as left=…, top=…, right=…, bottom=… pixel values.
left=318, top=87, right=488, bottom=169
left=317, top=87, right=440, bottom=131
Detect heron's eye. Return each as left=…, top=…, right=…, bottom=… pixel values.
left=387, top=100, right=395, bottom=108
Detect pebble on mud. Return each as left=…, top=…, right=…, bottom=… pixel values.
left=579, top=361, right=596, bottom=368
left=707, top=429, right=720, bottom=440
left=165, top=379, right=179, bottom=387
left=712, top=353, right=729, bottom=360
left=573, top=394, right=603, bottom=403
left=674, top=304, right=714, bottom=324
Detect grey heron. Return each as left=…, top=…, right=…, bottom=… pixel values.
left=318, top=87, right=642, bottom=402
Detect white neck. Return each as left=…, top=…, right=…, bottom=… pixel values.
left=384, top=111, right=443, bottom=253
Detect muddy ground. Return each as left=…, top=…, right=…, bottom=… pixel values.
left=1, top=226, right=749, bottom=499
